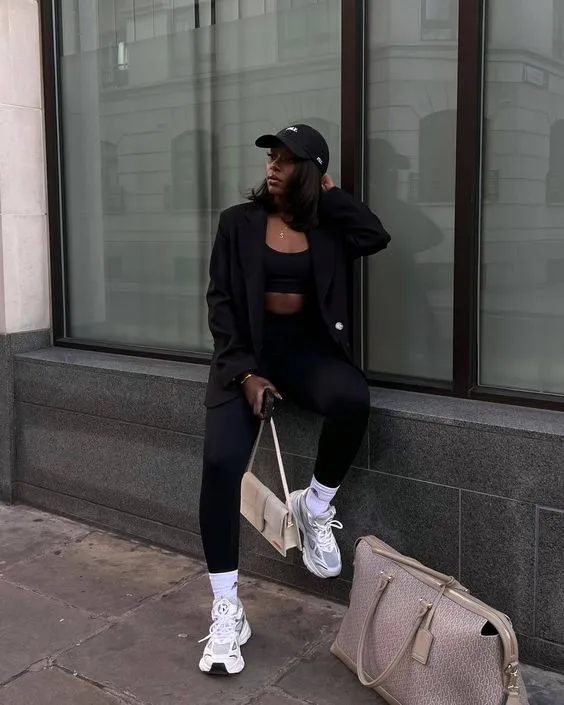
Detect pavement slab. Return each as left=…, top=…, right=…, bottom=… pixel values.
left=276, top=647, right=385, bottom=704
left=0, top=503, right=89, bottom=569
left=522, top=665, right=564, bottom=705
left=248, top=692, right=302, bottom=705
left=0, top=503, right=561, bottom=705
left=58, top=574, right=344, bottom=705
left=0, top=580, right=105, bottom=684
left=0, top=668, right=123, bottom=705
left=4, top=530, right=203, bottom=616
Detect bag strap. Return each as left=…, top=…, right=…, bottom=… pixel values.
left=245, top=420, right=264, bottom=476
left=246, top=419, right=293, bottom=510
left=363, top=539, right=464, bottom=590
left=356, top=574, right=431, bottom=689
left=270, top=418, right=293, bottom=509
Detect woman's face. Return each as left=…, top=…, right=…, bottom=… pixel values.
left=265, top=146, right=301, bottom=197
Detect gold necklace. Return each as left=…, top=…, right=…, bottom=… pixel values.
left=272, top=216, right=287, bottom=239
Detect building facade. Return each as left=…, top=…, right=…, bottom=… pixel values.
left=0, top=0, right=563, bottom=671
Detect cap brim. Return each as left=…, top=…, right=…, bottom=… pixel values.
left=255, top=133, right=310, bottom=160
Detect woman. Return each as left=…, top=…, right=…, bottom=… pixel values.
left=199, top=124, right=390, bottom=675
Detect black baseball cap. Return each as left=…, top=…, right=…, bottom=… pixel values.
left=255, top=124, right=330, bottom=174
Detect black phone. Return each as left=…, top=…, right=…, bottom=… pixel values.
left=261, top=389, right=277, bottom=422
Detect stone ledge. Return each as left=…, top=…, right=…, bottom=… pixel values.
left=371, top=388, right=564, bottom=439
left=16, top=347, right=564, bottom=439
left=15, top=347, right=208, bottom=384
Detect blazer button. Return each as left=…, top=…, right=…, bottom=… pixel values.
left=335, top=322, right=344, bottom=331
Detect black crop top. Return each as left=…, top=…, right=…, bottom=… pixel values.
left=264, top=244, right=313, bottom=294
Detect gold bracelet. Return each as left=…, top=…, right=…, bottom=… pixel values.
left=240, top=373, right=254, bottom=386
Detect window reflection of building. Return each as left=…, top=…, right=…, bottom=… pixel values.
left=547, top=120, right=564, bottom=204
left=170, top=130, right=211, bottom=212
left=98, top=0, right=130, bottom=88
left=101, top=141, right=124, bottom=213
left=169, top=2, right=213, bottom=78
left=421, top=0, right=458, bottom=40
left=277, top=0, right=339, bottom=61
left=100, top=41, right=129, bottom=88
left=365, top=2, right=459, bottom=382
left=418, top=110, right=456, bottom=204
left=555, top=0, right=564, bottom=59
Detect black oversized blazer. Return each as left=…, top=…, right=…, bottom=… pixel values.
left=205, top=187, right=391, bottom=407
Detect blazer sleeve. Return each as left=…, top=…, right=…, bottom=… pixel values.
left=207, top=214, right=258, bottom=388
left=318, top=187, right=391, bottom=258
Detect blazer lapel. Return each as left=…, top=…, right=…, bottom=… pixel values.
left=239, top=207, right=267, bottom=354
left=309, top=226, right=336, bottom=307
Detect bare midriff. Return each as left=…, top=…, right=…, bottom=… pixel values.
left=264, top=292, right=306, bottom=315
left=264, top=214, right=310, bottom=315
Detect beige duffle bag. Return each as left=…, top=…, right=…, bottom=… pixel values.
left=331, top=536, right=529, bottom=705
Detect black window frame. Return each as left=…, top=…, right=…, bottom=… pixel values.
left=40, top=0, right=564, bottom=412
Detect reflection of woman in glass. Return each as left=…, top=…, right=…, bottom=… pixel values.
left=367, top=139, right=446, bottom=378
left=198, top=125, right=390, bottom=675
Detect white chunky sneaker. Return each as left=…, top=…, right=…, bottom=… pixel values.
left=198, top=597, right=251, bottom=675
left=290, top=489, right=343, bottom=579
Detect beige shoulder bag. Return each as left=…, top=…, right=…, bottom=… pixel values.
left=240, top=416, right=302, bottom=557
left=331, top=536, right=529, bottom=705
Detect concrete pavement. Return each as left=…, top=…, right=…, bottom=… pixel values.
left=0, top=503, right=562, bottom=705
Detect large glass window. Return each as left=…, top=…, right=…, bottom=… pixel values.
left=58, top=0, right=341, bottom=352
left=49, top=0, right=564, bottom=407
left=364, top=0, right=459, bottom=382
left=480, top=0, right=564, bottom=394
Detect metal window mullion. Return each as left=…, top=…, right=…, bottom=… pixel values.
left=39, top=0, right=69, bottom=341
left=452, top=0, right=486, bottom=395
left=341, top=0, right=364, bottom=368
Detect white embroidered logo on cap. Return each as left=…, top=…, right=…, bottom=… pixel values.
left=317, top=157, right=323, bottom=165
left=286, top=126, right=298, bottom=132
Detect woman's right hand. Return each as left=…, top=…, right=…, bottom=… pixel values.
left=241, top=375, right=282, bottom=418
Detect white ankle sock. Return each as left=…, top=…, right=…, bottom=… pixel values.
left=209, top=570, right=238, bottom=601
left=305, top=477, right=339, bottom=517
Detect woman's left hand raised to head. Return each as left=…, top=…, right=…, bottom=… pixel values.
left=321, top=174, right=336, bottom=192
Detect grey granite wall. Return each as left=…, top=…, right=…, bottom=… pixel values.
left=0, top=331, right=50, bottom=501
left=11, top=347, right=564, bottom=673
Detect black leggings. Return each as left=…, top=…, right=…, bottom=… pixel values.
left=199, top=314, right=370, bottom=574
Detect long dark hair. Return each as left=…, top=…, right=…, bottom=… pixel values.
left=248, top=160, right=321, bottom=231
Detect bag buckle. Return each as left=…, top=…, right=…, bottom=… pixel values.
left=505, top=663, right=520, bottom=696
